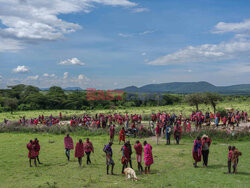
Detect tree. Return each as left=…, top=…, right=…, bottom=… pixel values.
left=5, top=98, right=18, bottom=114
left=185, top=93, right=204, bottom=112
left=204, top=92, right=222, bottom=114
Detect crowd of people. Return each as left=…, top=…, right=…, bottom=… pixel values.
left=27, top=133, right=154, bottom=176
left=3, top=110, right=248, bottom=133
left=26, top=130, right=242, bottom=176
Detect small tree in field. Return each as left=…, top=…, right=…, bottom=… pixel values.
left=204, top=92, right=222, bottom=114
left=5, top=98, right=18, bottom=114
left=185, top=93, right=204, bottom=112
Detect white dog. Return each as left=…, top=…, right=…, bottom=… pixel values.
left=124, top=168, right=138, bottom=181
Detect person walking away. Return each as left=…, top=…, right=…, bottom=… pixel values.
left=84, top=138, right=94, bottom=165
left=64, top=134, right=74, bottom=161
left=75, top=139, right=85, bottom=167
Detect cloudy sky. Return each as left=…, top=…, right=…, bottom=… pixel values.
left=1, top=0, right=250, bottom=89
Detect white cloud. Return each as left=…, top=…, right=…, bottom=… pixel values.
left=118, top=30, right=155, bottom=38
left=141, top=52, right=146, bottom=56
left=13, top=65, right=30, bottom=73
left=43, top=73, right=56, bottom=77
left=0, top=37, right=23, bottom=52
left=78, top=74, right=87, bottom=80
left=0, top=75, right=2, bottom=79
left=132, top=8, right=149, bottom=13
left=27, top=75, right=39, bottom=80
left=118, top=33, right=133, bottom=38
left=64, top=72, right=69, bottom=79
left=139, top=30, right=155, bottom=35
left=212, top=19, right=250, bottom=34
left=149, top=19, right=250, bottom=66
left=59, top=58, right=85, bottom=66
left=0, top=0, right=137, bottom=52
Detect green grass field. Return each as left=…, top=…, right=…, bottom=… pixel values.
left=1, top=101, right=250, bottom=122
left=0, top=133, right=249, bottom=188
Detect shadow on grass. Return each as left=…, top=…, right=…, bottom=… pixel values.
left=148, top=169, right=159, bottom=174
left=207, top=164, right=227, bottom=169
left=236, top=172, right=250, bottom=176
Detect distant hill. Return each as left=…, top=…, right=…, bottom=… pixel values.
left=118, top=82, right=250, bottom=95
left=40, top=87, right=83, bottom=91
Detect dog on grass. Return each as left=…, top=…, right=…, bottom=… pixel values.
left=124, top=168, right=138, bottom=181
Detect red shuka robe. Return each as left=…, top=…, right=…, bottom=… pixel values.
left=119, top=129, right=125, bottom=142
left=75, top=142, right=85, bottom=158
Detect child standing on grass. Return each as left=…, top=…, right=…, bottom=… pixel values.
left=227, top=146, right=232, bottom=174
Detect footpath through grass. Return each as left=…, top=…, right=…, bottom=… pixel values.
left=0, top=133, right=249, bottom=188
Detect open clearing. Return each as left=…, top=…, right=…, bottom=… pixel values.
left=0, top=133, right=249, bottom=188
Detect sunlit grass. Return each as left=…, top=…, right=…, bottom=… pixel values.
left=0, top=133, right=249, bottom=188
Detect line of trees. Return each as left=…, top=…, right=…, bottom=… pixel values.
left=185, top=92, right=222, bottom=113
left=2, top=84, right=246, bottom=113
left=0, top=84, right=183, bottom=112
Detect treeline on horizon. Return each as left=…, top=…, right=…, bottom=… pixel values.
left=0, top=84, right=249, bottom=113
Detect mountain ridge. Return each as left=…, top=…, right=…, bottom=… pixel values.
left=118, top=81, right=250, bottom=95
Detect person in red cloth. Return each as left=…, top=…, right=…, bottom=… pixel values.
left=121, top=142, right=130, bottom=174
left=143, top=141, right=153, bottom=174
left=27, top=140, right=37, bottom=167
left=193, top=136, right=202, bottom=168
left=201, top=135, right=212, bottom=167
left=33, top=138, right=42, bottom=164
left=75, top=139, right=85, bottom=167
left=64, top=134, right=74, bottom=161
left=109, top=125, right=115, bottom=142
left=155, top=124, right=161, bottom=145
left=134, top=140, right=143, bottom=174
left=186, top=121, right=191, bottom=132
left=84, top=138, right=94, bottom=165
left=119, top=127, right=126, bottom=145
left=173, top=123, right=182, bottom=144
left=59, top=112, right=62, bottom=120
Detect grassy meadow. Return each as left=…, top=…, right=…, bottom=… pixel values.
left=1, top=101, right=250, bottom=122
left=0, top=133, right=249, bottom=188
